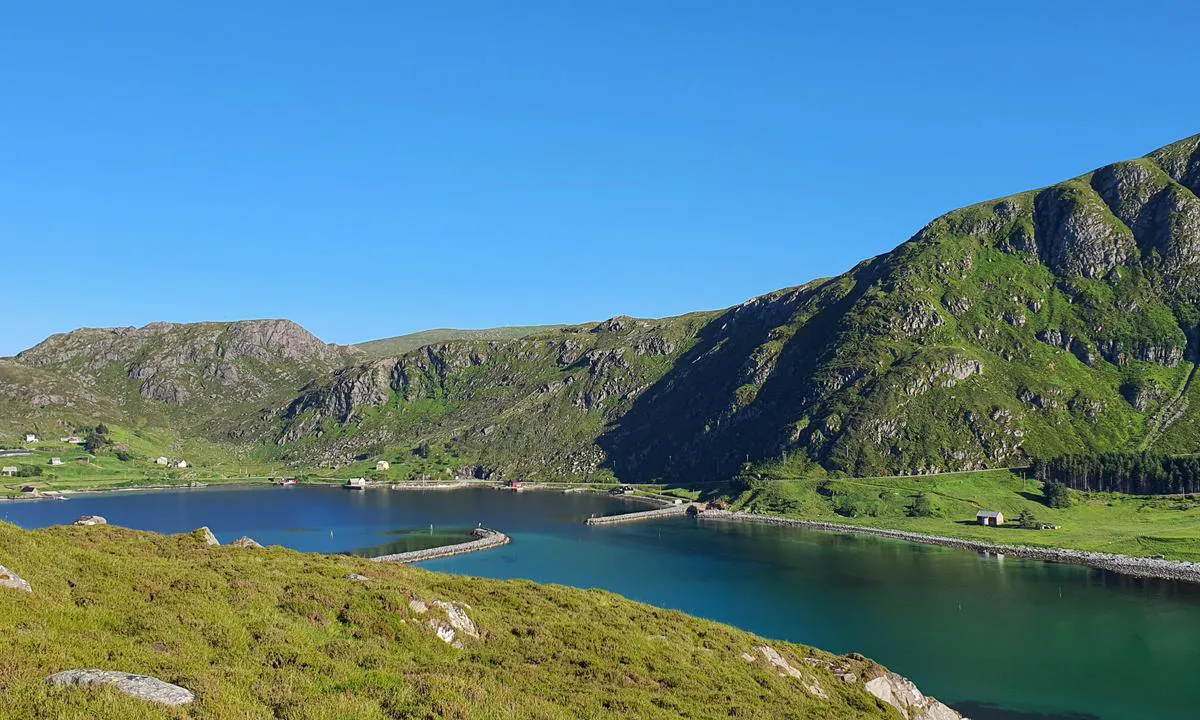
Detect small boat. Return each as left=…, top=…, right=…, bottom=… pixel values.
left=277, top=477, right=298, bottom=486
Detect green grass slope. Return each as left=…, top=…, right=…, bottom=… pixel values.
left=0, top=523, right=901, bottom=719
left=729, top=468, right=1200, bottom=562
left=355, top=325, right=570, bottom=359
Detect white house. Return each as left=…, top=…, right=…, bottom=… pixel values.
left=376, top=460, right=390, bottom=471
left=49, top=457, right=63, bottom=466
left=976, top=510, right=1005, bottom=527
left=345, top=477, right=367, bottom=490
left=155, top=456, right=169, bottom=465
left=24, top=433, right=38, bottom=443
left=61, top=436, right=83, bottom=444
left=173, top=460, right=188, bottom=469
left=1, top=466, right=17, bottom=476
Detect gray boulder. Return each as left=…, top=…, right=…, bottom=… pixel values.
left=45, top=669, right=194, bottom=707
left=73, top=515, right=107, bottom=526
left=0, top=564, right=32, bottom=593
left=231, top=536, right=262, bottom=548
left=864, top=671, right=965, bottom=720
left=197, top=527, right=220, bottom=546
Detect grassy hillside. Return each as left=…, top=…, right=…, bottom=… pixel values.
left=355, top=325, right=570, bottom=359
left=0, top=522, right=904, bottom=719
left=728, top=468, right=1200, bottom=561
left=4, top=134, right=1200, bottom=487
left=275, top=132, right=1200, bottom=482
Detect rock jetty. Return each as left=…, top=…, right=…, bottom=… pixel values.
left=370, top=527, right=509, bottom=563
left=585, top=503, right=689, bottom=525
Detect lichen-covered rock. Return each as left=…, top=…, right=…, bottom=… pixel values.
left=864, top=671, right=962, bottom=720
left=0, top=564, right=32, bottom=593
left=751, top=645, right=827, bottom=699
left=45, top=669, right=194, bottom=707
left=432, top=600, right=479, bottom=638
left=197, top=527, right=220, bottom=546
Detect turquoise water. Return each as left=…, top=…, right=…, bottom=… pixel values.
left=4, top=485, right=1198, bottom=720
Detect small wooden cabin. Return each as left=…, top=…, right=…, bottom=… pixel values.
left=976, top=510, right=1005, bottom=526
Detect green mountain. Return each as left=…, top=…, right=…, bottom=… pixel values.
left=2, top=320, right=359, bottom=449
left=6, top=133, right=1200, bottom=484
left=355, top=325, right=570, bottom=359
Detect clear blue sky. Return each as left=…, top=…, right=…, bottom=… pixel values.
left=3, top=1, right=1198, bottom=355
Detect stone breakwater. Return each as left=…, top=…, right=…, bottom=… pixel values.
left=699, top=511, right=1200, bottom=584
left=585, top=503, right=690, bottom=525
left=370, top=527, right=510, bottom=564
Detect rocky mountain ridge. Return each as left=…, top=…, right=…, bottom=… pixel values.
left=5, top=133, right=1200, bottom=483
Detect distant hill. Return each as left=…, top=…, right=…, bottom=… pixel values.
left=354, top=325, right=570, bottom=358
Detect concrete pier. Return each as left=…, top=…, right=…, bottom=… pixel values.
left=584, top=503, right=691, bottom=526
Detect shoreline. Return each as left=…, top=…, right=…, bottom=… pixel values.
left=698, top=510, right=1200, bottom=584
left=11, top=477, right=1198, bottom=583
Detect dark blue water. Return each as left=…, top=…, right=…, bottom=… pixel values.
left=4, top=485, right=1198, bottom=720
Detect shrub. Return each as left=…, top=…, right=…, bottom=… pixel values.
left=907, top=492, right=934, bottom=517
left=1044, top=480, right=1071, bottom=508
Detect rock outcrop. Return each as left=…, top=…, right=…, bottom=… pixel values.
left=45, top=669, right=194, bottom=707
left=432, top=600, right=479, bottom=639
left=750, top=645, right=828, bottom=699
left=864, top=671, right=962, bottom=720
left=231, top=536, right=262, bottom=548
left=73, top=515, right=107, bottom=526
left=0, top=564, right=32, bottom=593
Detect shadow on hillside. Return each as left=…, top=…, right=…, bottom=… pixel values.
left=596, top=267, right=877, bottom=488
left=1017, top=491, right=1049, bottom=504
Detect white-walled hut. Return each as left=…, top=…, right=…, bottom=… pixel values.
left=976, top=510, right=1005, bottom=526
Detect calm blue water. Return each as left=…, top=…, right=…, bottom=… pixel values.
left=4, top=485, right=1198, bottom=720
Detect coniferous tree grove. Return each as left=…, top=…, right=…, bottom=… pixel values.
left=1032, top=452, right=1200, bottom=495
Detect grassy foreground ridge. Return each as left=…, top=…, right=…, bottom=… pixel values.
left=0, top=522, right=907, bottom=719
